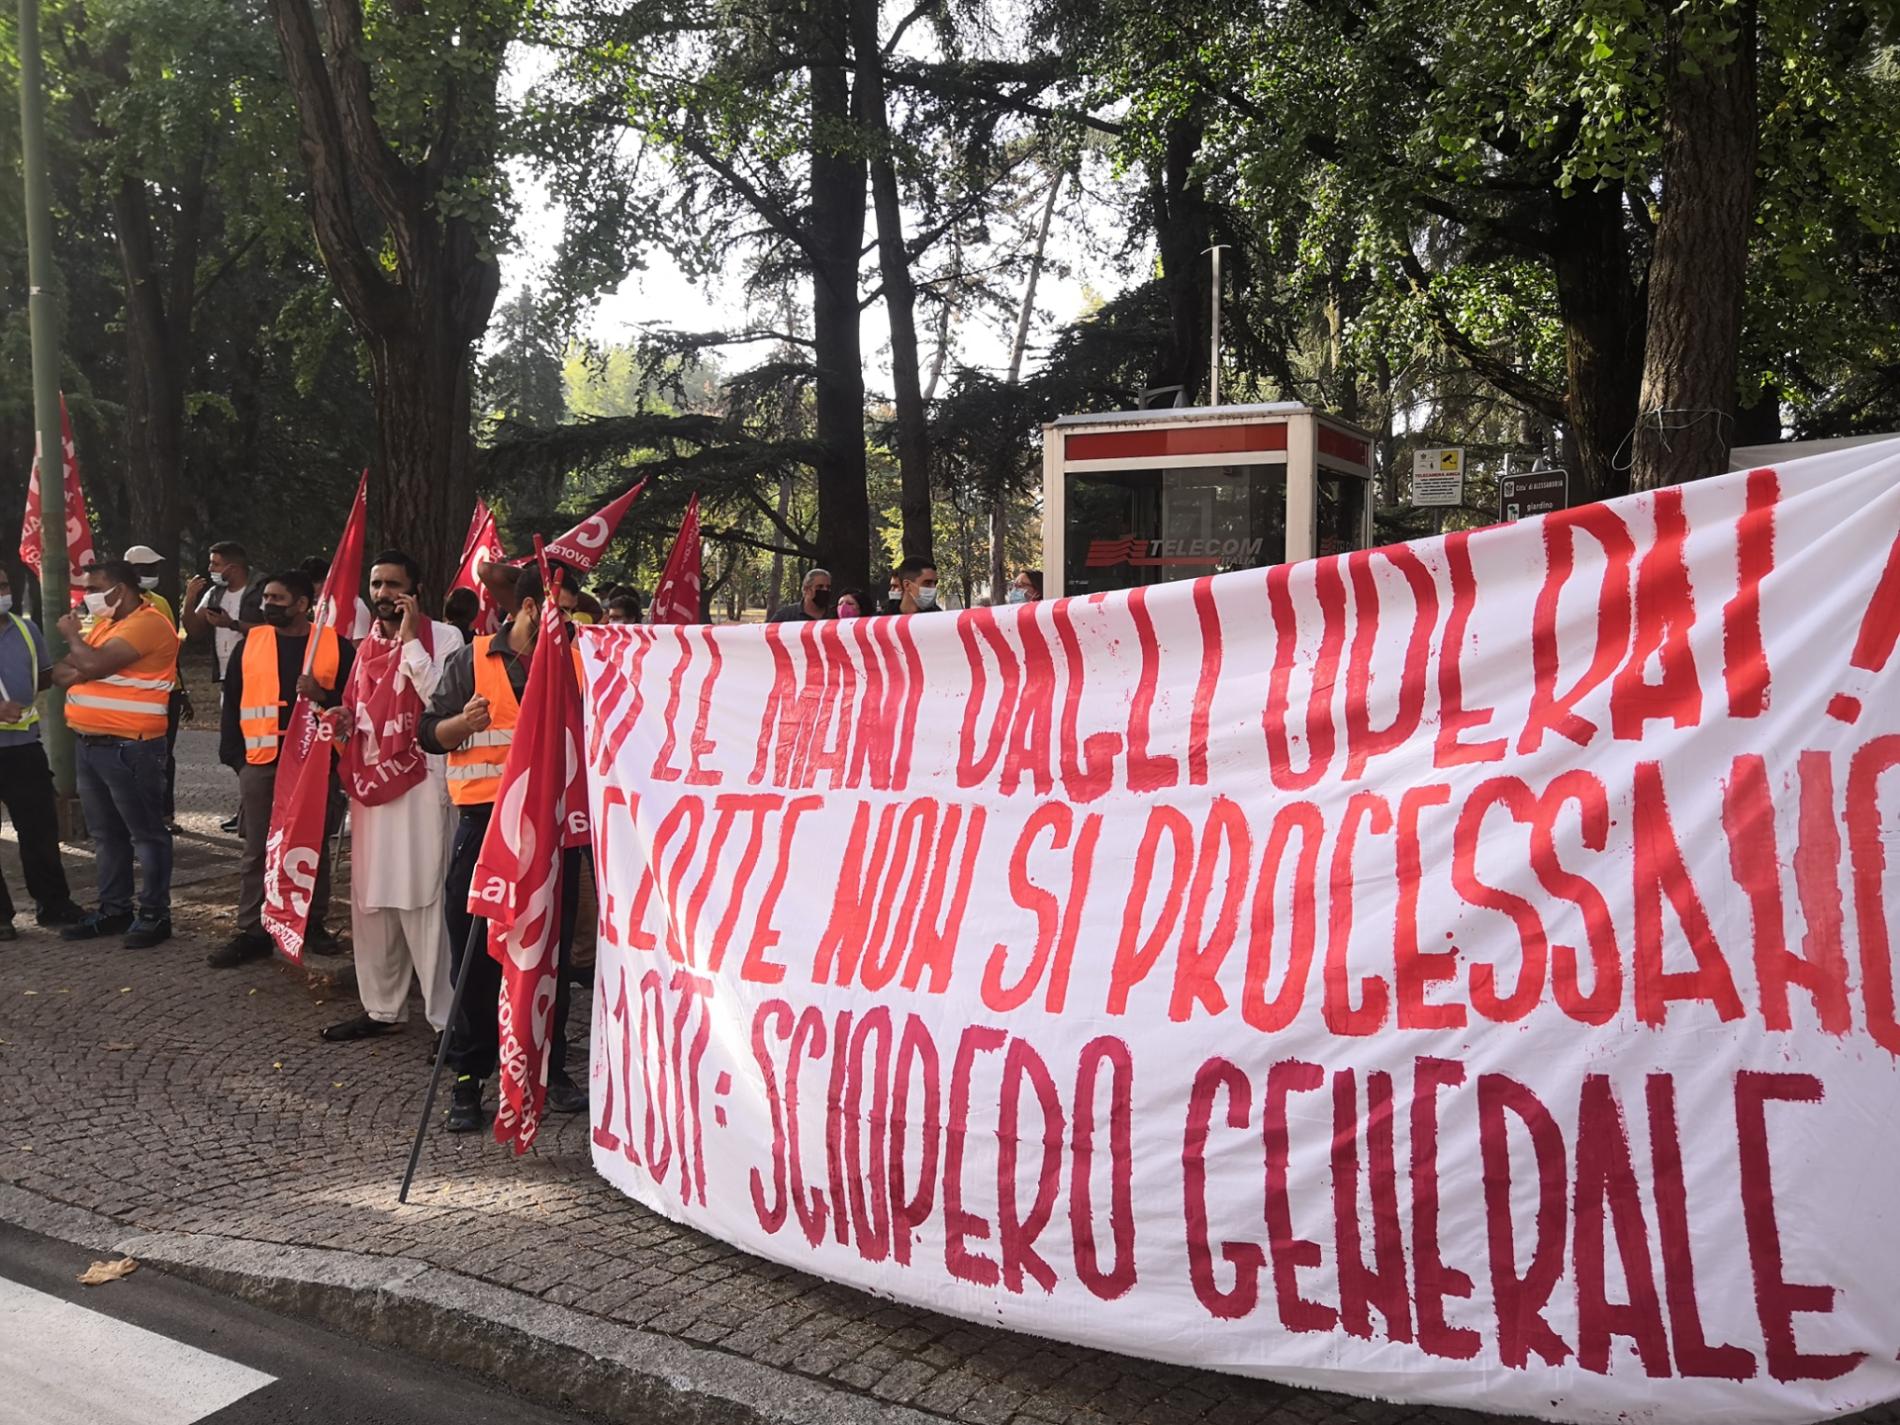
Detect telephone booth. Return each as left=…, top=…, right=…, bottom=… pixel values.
left=1041, top=402, right=1377, bottom=597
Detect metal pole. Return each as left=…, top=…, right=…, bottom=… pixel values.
left=18, top=0, right=73, bottom=800
left=398, top=916, right=487, bottom=1203
left=1204, top=244, right=1228, bottom=407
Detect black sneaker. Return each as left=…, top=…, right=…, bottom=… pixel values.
left=445, top=1076, right=486, bottom=1134
left=0, top=922, right=16, bottom=942
left=321, top=1013, right=395, bottom=1042
left=62, top=911, right=135, bottom=941
left=123, top=917, right=172, bottom=949
left=206, top=933, right=272, bottom=969
left=544, top=1074, right=588, bottom=1115
left=220, top=814, right=240, bottom=834
left=35, top=901, right=87, bottom=928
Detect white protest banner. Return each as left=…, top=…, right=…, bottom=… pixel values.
left=577, top=442, right=1900, bottom=1425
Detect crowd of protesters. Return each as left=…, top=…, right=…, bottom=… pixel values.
left=767, top=560, right=1041, bottom=623
left=0, top=538, right=1040, bottom=1140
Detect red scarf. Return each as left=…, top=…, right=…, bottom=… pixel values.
left=340, top=620, right=433, bottom=807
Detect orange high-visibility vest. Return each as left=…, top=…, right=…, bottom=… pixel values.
left=446, top=635, right=520, bottom=807
left=65, top=605, right=178, bottom=740
left=239, top=624, right=340, bottom=765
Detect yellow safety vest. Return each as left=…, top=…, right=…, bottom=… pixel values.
left=1, top=615, right=42, bottom=734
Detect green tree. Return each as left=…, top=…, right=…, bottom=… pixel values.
left=1039, top=0, right=1900, bottom=499
left=57, top=0, right=307, bottom=602
left=480, top=287, right=566, bottom=431
left=265, top=0, right=512, bottom=593
left=530, top=0, right=873, bottom=585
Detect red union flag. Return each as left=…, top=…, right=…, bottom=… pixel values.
left=458, top=497, right=492, bottom=569
left=19, top=395, right=98, bottom=603
left=545, top=479, right=648, bottom=573
left=468, top=547, right=588, bottom=1154
left=261, top=469, right=368, bottom=963
left=647, top=494, right=702, bottom=624
left=451, top=501, right=507, bottom=635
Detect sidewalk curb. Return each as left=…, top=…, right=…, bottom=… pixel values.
left=0, top=1183, right=947, bottom=1425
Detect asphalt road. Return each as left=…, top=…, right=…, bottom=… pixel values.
left=0, top=1220, right=605, bottom=1425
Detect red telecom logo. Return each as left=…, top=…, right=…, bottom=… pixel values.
left=1085, top=538, right=1144, bottom=567
left=1084, top=537, right=1265, bottom=568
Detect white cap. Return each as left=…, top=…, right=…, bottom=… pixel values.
left=122, top=544, right=165, bottom=565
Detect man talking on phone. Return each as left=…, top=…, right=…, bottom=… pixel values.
left=317, top=552, right=465, bottom=1044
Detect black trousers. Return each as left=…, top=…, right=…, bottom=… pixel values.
left=0, top=741, right=74, bottom=923
left=444, top=804, right=581, bottom=1082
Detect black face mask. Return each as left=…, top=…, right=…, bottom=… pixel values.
left=262, top=605, right=294, bottom=629
left=810, top=586, right=833, bottom=608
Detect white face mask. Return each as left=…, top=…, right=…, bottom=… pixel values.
left=138, top=574, right=159, bottom=591
left=84, top=590, right=114, bottom=618
left=913, top=585, right=939, bottom=610
left=0, top=595, right=12, bottom=615
left=1005, top=587, right=1028, bottom=605
left=209, top=570, right=229, bottom=588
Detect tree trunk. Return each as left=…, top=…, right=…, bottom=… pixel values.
left=851, top=5, right=933, bottom=569
left=1629, top=2, right=1759, bottom=490
left=923, top=238, right=959, bottom=401
left=1369, top=349, right=1408, bottom=507
left=806, top=0, right=871, bottom=592
left=958, top=498, right=976, bottom=609
left=109, top=146, right=204, bottom=608
left=766, top=470, right=793, bottom=611
left=1151, top=116, right=1215, bottom=402
left=990, top=168, right=1063, bottom=602
left=370, top=328, right=477, bottom=596
left=1550, top=186, right=1646, bottom=504
left=1324, top=267, right=1361, bottom=423
left=120, top=322, right=187, bottom=600
left=985, top=496, right=1006, bottom=605
left=267, top=0, right=503, bottom=598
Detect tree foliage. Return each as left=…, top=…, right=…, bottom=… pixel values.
left=8, top=0, right=1899, bottom=620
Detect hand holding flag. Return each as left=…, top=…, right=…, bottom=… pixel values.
left=261, top=469, right=369, bottom=963
left=467, top=540, right=589, bottom=1154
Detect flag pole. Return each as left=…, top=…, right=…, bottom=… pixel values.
left=398, top=917, right=487, bottom=1203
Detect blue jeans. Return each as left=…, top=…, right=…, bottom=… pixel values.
left=75, top=735, right=173, bottom=918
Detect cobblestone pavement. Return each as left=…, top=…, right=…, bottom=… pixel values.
left=2, top=725, right=1895, bottom=1425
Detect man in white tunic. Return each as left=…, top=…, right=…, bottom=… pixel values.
left=318, top=551, right=465, bottom=1043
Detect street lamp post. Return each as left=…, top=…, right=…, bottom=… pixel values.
left=1203, top=244, right=1229, bottom=407
left=18, top=0, right=75, bottom=803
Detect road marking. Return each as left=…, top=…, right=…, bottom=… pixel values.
left=0, top=1274, right=274, bottom=1425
